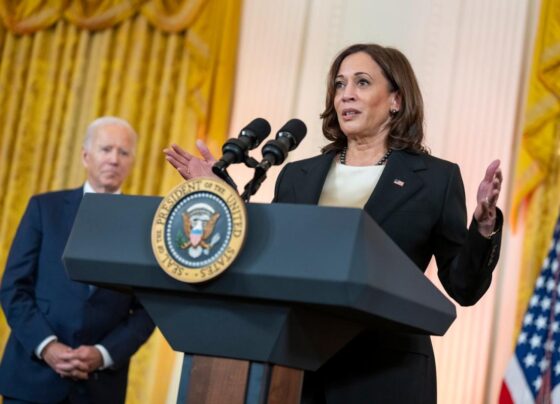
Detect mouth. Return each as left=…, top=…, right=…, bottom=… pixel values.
left=341, top=109, right=360, bottom=120
left=101, top=170, right=119, bottom=177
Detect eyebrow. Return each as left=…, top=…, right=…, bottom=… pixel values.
left=335, top=72, right=374, bottom=79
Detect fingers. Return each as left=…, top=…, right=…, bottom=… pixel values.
left=488, top=167, right=502, bottom=206
left=164, top=140, right=216, bottom=163
left=164, top=155, right=184, bottom=172
left=55, top=361, right=75, bottom=373
left=59, top=368, right=89, bottom=380
left=483, top=159, right=500, bottom=182
left=73, top=359, right=92, bottom=372
left=489, top=186, right=501, bottom=206
left=474, top=159, right=502, bottom=232
left=74, top=346, right=103, bottom=371
left=196, top=140, right=217, bottom=163
left=164, top=144, right=191, bottom=166
left=58, top=349, right=76, bottom=361
left=171, top=144, right=193, bottom=161
left=480, top=197, right=490, bottom=217
left=165, top=152, right=192, bottom=181
left=477, top=159, right=502, bottom=207
left=55, top=351, right=88, bottom=369
left=54, top=358, right=89, bottom=380
left=45, top=344, right=95, bottom=380
left=72, top=369, right=89, bottom=380
left=474, top=195, right=497, bottom=226
left=495, top=166, right=503, bottom=183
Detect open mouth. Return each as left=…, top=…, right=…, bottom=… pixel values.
left=342, top=109, right=360, bottom=118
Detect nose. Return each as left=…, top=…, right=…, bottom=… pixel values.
left=341, top=82, right=356, bottom=102
left=108, top=149, right=120, bottom=164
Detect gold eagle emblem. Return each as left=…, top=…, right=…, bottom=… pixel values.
left=180, top=212, right=220, bottom=250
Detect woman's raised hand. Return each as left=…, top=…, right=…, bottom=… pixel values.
left=473, top=159, right=502, bottom=238
left=164, top=140, right=218, bottom=180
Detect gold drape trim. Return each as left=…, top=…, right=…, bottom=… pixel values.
left=64, top=0, right=145, bottom=31
left=0, top=1, right=68, bottom=34
left=0, top=0, right=209, bottom=34
left=141, top=0, right=206, bottom=33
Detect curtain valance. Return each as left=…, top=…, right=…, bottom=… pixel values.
left=0, top=0, right=207, bottom=34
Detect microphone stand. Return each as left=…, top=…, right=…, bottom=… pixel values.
left=241, top=160, right=272, bottom=203
left=213, top=155, right=260, bottom=194
left=212, top=168, right=238, bottom=191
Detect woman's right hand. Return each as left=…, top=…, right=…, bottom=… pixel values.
left=164, top=140, right=218, bottom=180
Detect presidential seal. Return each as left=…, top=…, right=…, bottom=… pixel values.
left=151, top=178, right=247, bottom=283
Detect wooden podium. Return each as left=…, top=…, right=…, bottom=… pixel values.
left=63, top=194, right=456, bottom=403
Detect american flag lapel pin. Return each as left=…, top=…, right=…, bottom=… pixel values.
left=393, top=179, right=405, bottom=187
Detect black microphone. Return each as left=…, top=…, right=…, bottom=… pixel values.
left=257, top=119, right=307, bottom=172
left=212, top=118, right=271, bottom=175
left=241, top=119, right=307, bottom=201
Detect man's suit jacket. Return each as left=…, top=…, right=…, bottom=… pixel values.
left=0, top=187, right=155, bottom=403
left=273, top=150, right=502, bottom=404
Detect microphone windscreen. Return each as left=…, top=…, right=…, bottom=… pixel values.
left=277, top=119, right=307, bottom=146
left=242, top=118, right=271, bottom=144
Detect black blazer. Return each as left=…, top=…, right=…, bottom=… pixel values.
left=273, top=150, right=502, bottom=404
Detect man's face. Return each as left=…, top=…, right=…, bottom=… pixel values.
left=82, top=124, right=136, bottom=193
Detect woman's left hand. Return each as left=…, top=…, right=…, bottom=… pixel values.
left=164, top=140, right=217, bottom=180
left=473, top=159, right=502, bottom=238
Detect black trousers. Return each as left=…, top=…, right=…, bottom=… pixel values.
left=300, top=331, right=437, bottom=404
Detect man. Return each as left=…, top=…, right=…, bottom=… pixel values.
left=0, top=117, right=155, bottom=403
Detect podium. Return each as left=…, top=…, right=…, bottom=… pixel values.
left=63, top=194, right=456, bottom=403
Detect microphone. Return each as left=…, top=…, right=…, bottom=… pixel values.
left=241, top=119, right=307, bottom=201
left=212, top=118, right=271, bottom=175
left=257, top=119, right=307, bottom=172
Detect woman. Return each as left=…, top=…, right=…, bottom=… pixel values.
left=164, top=43, right=502, bottom=403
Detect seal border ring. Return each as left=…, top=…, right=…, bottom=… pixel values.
left=151, top=177, right=247, bottom=283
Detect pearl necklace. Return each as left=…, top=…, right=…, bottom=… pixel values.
left=339, top=147, right=393, bottom=166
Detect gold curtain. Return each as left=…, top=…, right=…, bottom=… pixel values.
left=0, top=0, right=241, bottom=402
left=511, top=0, right=560, bottom=334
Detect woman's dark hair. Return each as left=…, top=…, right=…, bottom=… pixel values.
left=321, top=43, right=427, bottom=154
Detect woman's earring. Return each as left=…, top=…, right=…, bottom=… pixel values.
left=390, top=108, right=399, bottom=115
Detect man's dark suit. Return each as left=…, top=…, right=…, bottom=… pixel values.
left=0, top=187, right=155, bottom=403
left=273, top=150, right=502, bottom=404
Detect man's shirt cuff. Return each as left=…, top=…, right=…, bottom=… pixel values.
left=36, top=335, right=57, bottom=359
left=95, top=344, right=114, bottom=369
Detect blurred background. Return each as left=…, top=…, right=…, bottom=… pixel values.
left=0, top=0, right=558, bottom=402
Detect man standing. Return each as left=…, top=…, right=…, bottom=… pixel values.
left=0, top=117, right=155, bottom=403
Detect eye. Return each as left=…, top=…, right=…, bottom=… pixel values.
left=101, top=146, right=112, bottom=153
left=334, top=80, right=345, bottom=90
left=357, top=78, right=370, bottom=87
left=119, top=149, right=130, bottom=157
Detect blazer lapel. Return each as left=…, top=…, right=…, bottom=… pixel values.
left=63, top=188, right=89, bottom=298
left=364, top=150, right=426, bottom=225
left=293, top=153, right=335, bottom=204
left=63, top=188, right=84, bottom=233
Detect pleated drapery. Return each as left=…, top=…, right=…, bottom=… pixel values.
left=510, top=0, right=560, bottom=335
left=0, top=1, right=242, bottom=402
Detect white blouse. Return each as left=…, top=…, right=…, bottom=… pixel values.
left=318, top=161, right=386, bottom=208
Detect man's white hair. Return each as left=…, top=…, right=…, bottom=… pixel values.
left=83, top=116, right=138, bottom=150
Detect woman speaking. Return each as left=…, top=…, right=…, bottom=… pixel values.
left=164, top=43, right=503, bottom=403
